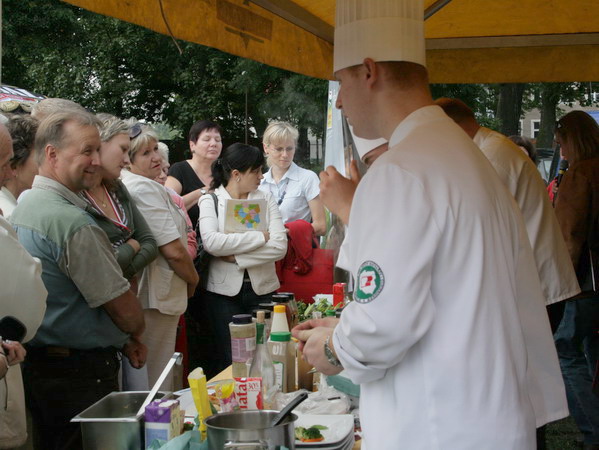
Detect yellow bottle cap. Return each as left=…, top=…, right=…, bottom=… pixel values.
left=274, top=305, right=286, bottom=313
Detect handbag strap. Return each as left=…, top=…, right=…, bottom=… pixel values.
left=195, top=192, right=219, bottom=240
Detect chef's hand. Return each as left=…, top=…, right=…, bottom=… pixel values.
left=293, top=326, right=343, bottom=376
left=1, top=340, right=26, bottom=365
left=123, top=336, right=147, bottom=369
left=292, top=317, right=339, bottom=352
left=319, top=161, right=361, bottom=225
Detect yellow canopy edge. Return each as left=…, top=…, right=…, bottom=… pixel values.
left=61, top=0, right=599, bottom=82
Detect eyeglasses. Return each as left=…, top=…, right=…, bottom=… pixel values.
left=129, top=123, right=143, bottom=140
left=269, top=145, right=295, bottom=154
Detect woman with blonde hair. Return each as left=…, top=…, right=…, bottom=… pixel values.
left=553, top=110, right=599, bottom=449
left=82, top=114, right=158, bottom=283
left=121, top=122, right=198, bottom=391
left=259, top=121, right=326, bottom=236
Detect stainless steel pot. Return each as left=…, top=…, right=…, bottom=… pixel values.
left=205, top=410, right=297, bottom=449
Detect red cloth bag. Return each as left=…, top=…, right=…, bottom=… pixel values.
left=276, top=220, right=334, bottom=303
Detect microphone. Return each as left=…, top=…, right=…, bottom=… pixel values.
left=556, top=159, right=569, bottom=187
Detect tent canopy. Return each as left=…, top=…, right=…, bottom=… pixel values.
left=62, top=0, right=599, bottom=83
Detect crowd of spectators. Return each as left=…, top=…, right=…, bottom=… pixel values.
left=0, top=94, right=597, bottom=449
left=0, top=99, right=329, bottom=448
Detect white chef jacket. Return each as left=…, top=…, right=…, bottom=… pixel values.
left=334, top=106, right=563, bottom=449
left=474, top=127, right=580, bottom=304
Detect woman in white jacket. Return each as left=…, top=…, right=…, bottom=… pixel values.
left=198, top=143, right=287, bottom=373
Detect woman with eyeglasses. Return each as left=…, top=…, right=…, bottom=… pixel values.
left=121, top=122, right=199, bottom=391
left=165, top=120, right=223, bottom=230
left=198, top=143, right=287, bottom=373
left=259, top=121, right=326, bottom=236
left=553, top=110, right=599, bottom=449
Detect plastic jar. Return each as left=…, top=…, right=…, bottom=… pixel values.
left=229, top=314, right=256, bottom=378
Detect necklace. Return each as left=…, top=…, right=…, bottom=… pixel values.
left=89, top=186, right=108, bottom=208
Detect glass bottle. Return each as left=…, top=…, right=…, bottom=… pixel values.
left=249, top=322, right=278, bottom=409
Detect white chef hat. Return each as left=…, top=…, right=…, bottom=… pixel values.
left=349, top=125, right=387, bottom=160
left=334, top=0, right=426, bottom=73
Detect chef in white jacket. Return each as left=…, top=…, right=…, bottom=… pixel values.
left=436, top=98, right=580, bottom=312
left=293, top=1, right=567, bottom=449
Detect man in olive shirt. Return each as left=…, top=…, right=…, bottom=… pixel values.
left=10, top=110, right=146, bottom=450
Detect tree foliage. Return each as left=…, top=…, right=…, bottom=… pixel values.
left=3, top=0, right=327, bottom=161
left=3, top=0, right=596, bottom=164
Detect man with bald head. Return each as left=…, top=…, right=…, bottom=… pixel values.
left=30, top=97, right=87, bottom=121
left=10, top=110, right=146, bottom=450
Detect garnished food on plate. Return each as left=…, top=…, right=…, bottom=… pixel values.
left=295, top=425, right=328, bottom=442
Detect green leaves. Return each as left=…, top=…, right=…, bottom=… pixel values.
left=4, top=0, right=327, bottom=158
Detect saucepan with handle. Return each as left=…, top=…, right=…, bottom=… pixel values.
left=205, top=392, right=308, bottom=449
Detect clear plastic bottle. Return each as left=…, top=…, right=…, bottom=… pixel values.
left=249, top=322, right=278, bottom=409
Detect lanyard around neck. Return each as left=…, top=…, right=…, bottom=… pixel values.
left=85, top=185, right=130, bottom=231
left=271, top=177, right=289, bottom=206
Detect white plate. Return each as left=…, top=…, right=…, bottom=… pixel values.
left=294, top=414, right=354, bottom=447
left=297, top=432, right=354, bottom=449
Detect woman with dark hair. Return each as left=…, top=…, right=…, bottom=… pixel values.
left=198, top=143, right=287, bottom=372
left=166, top=120, right=223, bottom=229
left=508, top=134, right=537, bottom=164
left=0, top=115, right=39, bottom=217
left=553, top=110, right=599, bottom=449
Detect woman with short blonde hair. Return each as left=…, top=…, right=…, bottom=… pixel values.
left=121, top=121, right=199, bottom=391
left=259, top=121, right=325, bottom=236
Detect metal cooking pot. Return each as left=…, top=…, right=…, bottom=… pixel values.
left=205, top=410, right=297, bottom=449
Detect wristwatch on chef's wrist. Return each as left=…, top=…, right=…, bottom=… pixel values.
left=324, top=335, right=342, bottom=367
left=200, top=188, right=207, bottom=195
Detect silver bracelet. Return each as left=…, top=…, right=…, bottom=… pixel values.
left=324, top=335, right=342, bottom=368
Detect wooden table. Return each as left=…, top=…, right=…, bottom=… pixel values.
left=208, top=367, right=362, bottom=449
